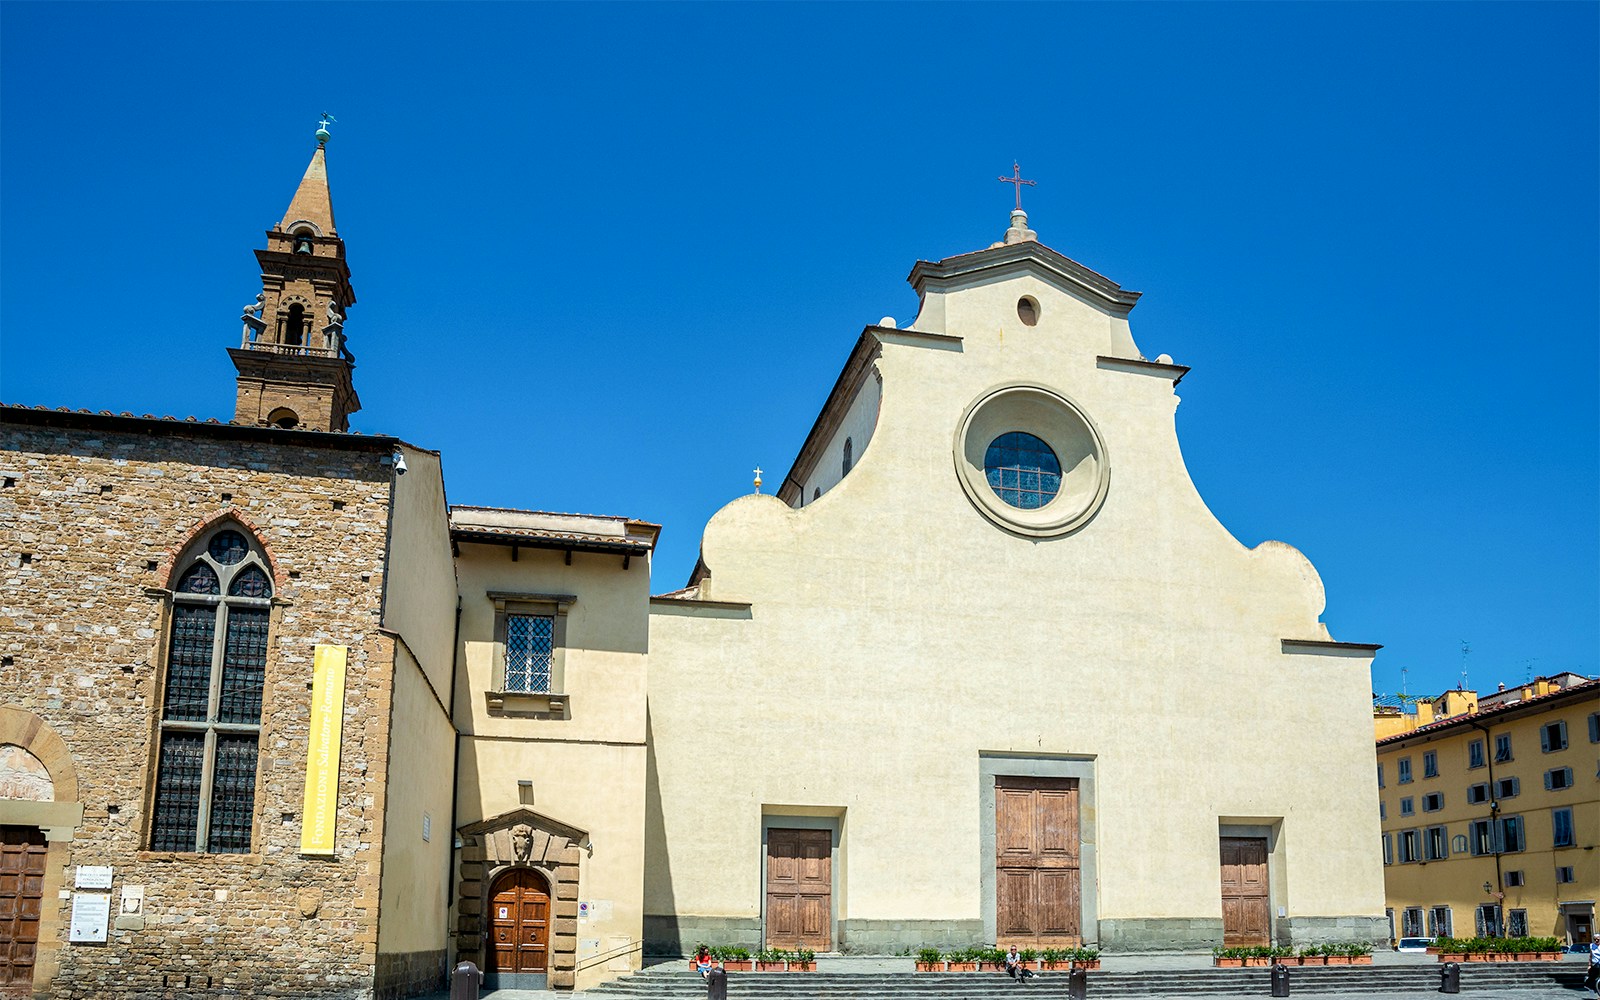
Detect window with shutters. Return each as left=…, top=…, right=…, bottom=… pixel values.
left=1494, top=776, right=1519, bottom=799
left=1423, top=750, right=1438, bottom=778
left=1424, top=825, right=1448, bottom=861
left=1428, top=906, right=1452, bottom=938
left=1507, top=909, right=1527, bottom=937
left=1494, top=733, right=1513, bottom=762
left=1398, top=829, right=1421, bottom=863
left=1556, top=866, right=1576, bottom=884
left=1588, top=712, right=1599, bottom=744
left=1503, top=870, right=1525, bottom=888
left=1467, top=739, right=1486, bottom=769
left=1400, top=796, right=1414, bottom=817
left=1401, top=907, right=1423, bottom=937
left=1469, top=819, right=1495, bottom=856
left=1475, top=903, right=1502, bottom=937
left=1540, top=720, right=1567, bottom=753
left=1545, top=766, right=1573, bottom=791
left=1397, top=757, right=1413, bottom=784
left=1497, top=815, right=1525, bottom=853
left=149, top=525, right=273, bottom=853
left=1382, top=833, right=1392, bottom=865
left=1422, top=791, right=1444, bottom=812
left=1467, top=782, right=1490, bottom=805
left=1552, top=807, right=1575, bottom=848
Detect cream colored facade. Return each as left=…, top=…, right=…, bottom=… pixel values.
left=1376, top=675, right=1599, bottom=946
left=643, top=214, right=1387, bottom=954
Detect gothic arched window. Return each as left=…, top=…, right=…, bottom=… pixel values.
left=150, top=525, right=273, bottom=853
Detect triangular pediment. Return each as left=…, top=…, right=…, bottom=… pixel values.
left=458, top=806, right=587, bottom=844
left=908, top=239, right=1141, bottom=315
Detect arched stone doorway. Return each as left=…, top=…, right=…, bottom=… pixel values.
left=487, top=867, right=551, bottom=988
left=456, top=808, right=585, bottom=989
left=0, top=708, right=84, bottom=997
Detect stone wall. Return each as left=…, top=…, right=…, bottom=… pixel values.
left=0, top=413, right=400, bottom=998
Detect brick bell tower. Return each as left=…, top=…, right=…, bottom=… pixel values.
left=229, top=118, right=360, bottom=431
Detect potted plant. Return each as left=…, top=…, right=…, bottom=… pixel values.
left=721, top=946, right=752, bottom=972
left=915, top=947, right=944, bottom=972
left=1040, top=948, right=1067, bottom=971
left=1346, top=942, right=1373, bottom=965
left=1213, top=946, right=1244, bottom=968
left=1070, top=946, right=1101, bottom=971
left=945, top=947, right=978, bottom=972
left=1017, top=947, right=1039, bottom=971
left=755, top=947, right=786, bottom=972
left=788, top=947, right=816, bottom=972
left=979, top=946, right=1008, bottom=972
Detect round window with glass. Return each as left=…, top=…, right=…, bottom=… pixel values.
left=984, top=431, right=1062, bottom=509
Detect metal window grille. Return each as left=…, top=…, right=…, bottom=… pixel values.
left=207, top=735, right=259, bottom=853
left=163, top=604, right=216, bottom=721
left=1507, top=910, right=1527, bottom=937
left=208, top=530, right=249, bottom=565
left=219, top=607, right=269, bottom=724
left=177, top=562, right=220, bottom=595
left=984, top=432, right=1062, bottom=510
left=506, top=614, right=554, bottom=693
left=150, top=733, right=205, bottom=851
left=227, top=565, right=272, bottom=598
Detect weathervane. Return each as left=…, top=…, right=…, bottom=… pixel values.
left=998, top=161, right=1036, bottom=211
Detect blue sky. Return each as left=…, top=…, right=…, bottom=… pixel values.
left=2, top=2, right=1595, bottom=699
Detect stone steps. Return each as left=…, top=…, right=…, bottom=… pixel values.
left=586, top=963, right=1586, bottom=999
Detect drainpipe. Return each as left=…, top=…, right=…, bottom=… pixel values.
left=1468, top=719, right=1505, bottom=935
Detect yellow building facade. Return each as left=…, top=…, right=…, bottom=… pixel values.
left=1375, top=675, right=1599, bottom=947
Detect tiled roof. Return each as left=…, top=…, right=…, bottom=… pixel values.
left=1376, top=676, right=1600, bottom=746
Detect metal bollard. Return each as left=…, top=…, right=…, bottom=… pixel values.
left=706, top=965, right=728, bottom=1000
left=1439, top=961, right=1460, bottom=994
left=449, top=960, right=480, bottom=1000
left=1270, top=962, right=1290, bottom=997
left=1067, top=966, right=1087, bottom=1000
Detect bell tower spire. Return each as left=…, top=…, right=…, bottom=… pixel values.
left=229, top=116, right=360, bottom=432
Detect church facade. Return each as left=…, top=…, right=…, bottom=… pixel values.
left=0, top=134, right=1385, bottom=999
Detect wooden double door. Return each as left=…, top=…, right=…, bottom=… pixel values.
left=995, top=776, right=1081, bottom=946
left=488, top=868, right=550, bottom=976
left=1219, top=837, right=1270, bottom=947
left=1, top=828, right=46, bottom=992
left=765, top=828, right=831, bottom=951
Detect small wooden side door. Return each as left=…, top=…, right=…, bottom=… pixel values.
left=0, top=827, right=47, bottom=991
left=765, top=828, right=831, bottom=951
left=488, top=868, right=550, bottom=975
left=1219, top=836, right=1270, bottom=947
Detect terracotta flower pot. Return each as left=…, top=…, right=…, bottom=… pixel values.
left=721, top=960, right=752, bottom=972
left=1214, top=957, right=1243, bottom=967
left=1326, top=955, right=1351, bottom=965
left=1350, top=955, right=1372, bottom=964
left=1243, top=957, right=1272, bottom=967
left=1439, top=953, right=1465, bottom=963
left=755, top=961, right=785, bottom=972
left=786, top=962, right=816, bottom=972
left=914, top=962, right=942, bottom=972
left=1074, top=959, right=1101, bottom=970
left=946, top=962, right=977, bottom=972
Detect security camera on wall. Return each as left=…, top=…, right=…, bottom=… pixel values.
left=393, top=453, right=408, bottom=475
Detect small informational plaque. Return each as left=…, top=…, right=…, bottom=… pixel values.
left=120, top=885, right=144, bottom=914
left=74, top=866, right=113, bottom=889
left=69, top=893, right=111, bottom=942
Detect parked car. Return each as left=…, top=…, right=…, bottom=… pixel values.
left=1396, top=937, right=1435, bottom=953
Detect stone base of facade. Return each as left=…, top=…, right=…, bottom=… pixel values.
left=1098, top=917, right=1223, bottom=951
left=838, top=919, right=985, bottom=954
left=1279, top=915, right=1389, bottom=947
left=374, top=949, right=448, bottom=999
left=643, top=915, right=761, bottom=956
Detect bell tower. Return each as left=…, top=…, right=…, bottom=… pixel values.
left=229, top=118, right=360, bottom=432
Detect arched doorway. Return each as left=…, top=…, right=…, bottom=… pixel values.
left=486, top=867, right=550, bottom=988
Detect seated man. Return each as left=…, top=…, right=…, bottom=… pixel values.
left=1003, top=945, right=1034, bottom=983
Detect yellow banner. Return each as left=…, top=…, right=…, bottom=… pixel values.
left=300, top=644, right=348, bottom=855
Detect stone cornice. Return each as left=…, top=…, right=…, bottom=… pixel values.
left=908, top=241, right=1142, bottom=314
left=1281, top=638, right=1384, bottom=656
left=1096, top=355, right=1190, bottom=385
left=0, top=403, right=397, bottom=451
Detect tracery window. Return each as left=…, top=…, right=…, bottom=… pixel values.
left=150, top=526, right=272, bottom=853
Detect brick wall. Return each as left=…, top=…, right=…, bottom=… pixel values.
left=0, top=415, right=400, bottom=998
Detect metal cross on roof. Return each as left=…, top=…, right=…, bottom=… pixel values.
left=998, top=161, right=1037, bottom=211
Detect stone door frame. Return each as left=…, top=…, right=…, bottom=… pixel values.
left=456, top=808, right=586, bottom=990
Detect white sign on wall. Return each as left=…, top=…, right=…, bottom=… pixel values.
left=120, top=885, right=144, bottom=914
left=74, top=866, right=113, bottom=889
left=68, top=893, right=111, bottom=942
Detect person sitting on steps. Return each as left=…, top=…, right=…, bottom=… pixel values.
left=1003, top=945, right=1035, bottom=983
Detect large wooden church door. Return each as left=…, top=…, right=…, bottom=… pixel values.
left=995, top=776, right=1081, bottom=946
left=488, top=868, right=550, bottom=977
left=765, top=828, right=831, bottom=951
left=0, top=828, right=47, bottom=992
left=1219, top=837, right=1270, bottom=946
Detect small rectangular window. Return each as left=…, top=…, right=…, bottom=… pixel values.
left=1545, top=766, right=1573, bottom=791
left=1379, top=801, right=1387, bottom=820
left=1540, top=720, right=1567, bottom=753
left=1400, top=796, right=1415, bottom=816
left=1382, top=833, right=1393, bottom=865
left=1422, top=791, right=1444, bottom=812
left=1552, top=807, right=1575, bottom=848
left=505, top=613, right=554, bottom=693
left=1377, top=762, right=1385, bottom=789
left=1475, top=903, right=1502, bottom=937
left=1428, top=905, right=1453, bottom=938
left=1557, top=866, right=1576, bottom=884
left=1507, top=909, right=1527, bottom=937
left=1499, top=815, right=1525, bottom=853
left=1468, top=739, right=1486, bottom=769
left=1503, top=870, right=1525, bottom=888
left=1398, top=757, right=1413, bottom=783
left=1423, top=750, right=1438, bottom=778
left=1495, top=776, right=1519, bottom=799
left=1588, top=712, right=1599, bottom=743
left=1494, top=733, right=1513, bottom=762
left=1467, top=782, right=1490, bottom=804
